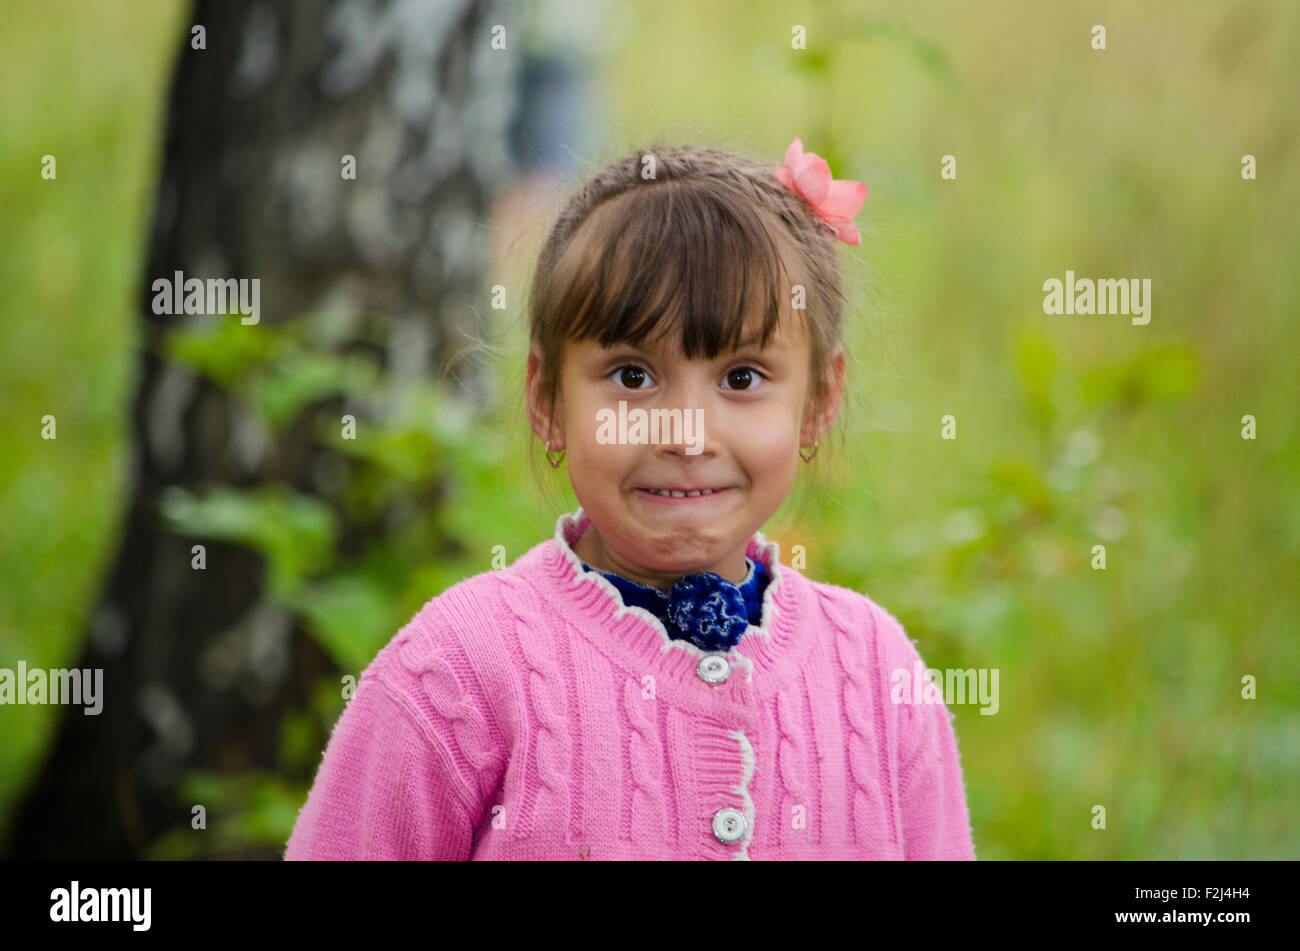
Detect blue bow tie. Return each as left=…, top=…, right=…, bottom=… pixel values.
left=580, top=559, right=768, bottom=652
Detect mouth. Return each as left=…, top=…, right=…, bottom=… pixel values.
left=634, top=486, right=733, bottom=502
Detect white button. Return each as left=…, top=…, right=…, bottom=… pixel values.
left=697, top=654, right=730, bottom=684
left=712, top=808, right=747, bottom=844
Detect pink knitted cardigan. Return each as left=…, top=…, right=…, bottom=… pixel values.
left=284, top=508, right=976, bottom=860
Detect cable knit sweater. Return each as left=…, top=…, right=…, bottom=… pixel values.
left=284, top=508, right=976, bottom=860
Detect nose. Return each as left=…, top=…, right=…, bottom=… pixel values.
left=656, top=379, right=712, bottom=458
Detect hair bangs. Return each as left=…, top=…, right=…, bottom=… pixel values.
left=558, top=181, right=798, bottom=359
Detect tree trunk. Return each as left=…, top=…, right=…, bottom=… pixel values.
left=11, top=0, right=518, bottom=859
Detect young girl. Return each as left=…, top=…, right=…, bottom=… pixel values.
left=285, top=138, right=976, bottom=860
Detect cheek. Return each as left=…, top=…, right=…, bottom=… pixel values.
left=565, top=393, right=603, bottom=450
left=724, top=408, right=801, bottom=486
left=731, top=436, right=798, bottom=498
left=576, top=444, right=638, bottom=485
left=570, top=412, right=638, bottom=479
left=726, top=409, right=800, bottom=458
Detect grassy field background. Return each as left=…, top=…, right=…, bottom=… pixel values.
left=2, top=0, right=1297, bottom=858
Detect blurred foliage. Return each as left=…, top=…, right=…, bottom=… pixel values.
left=146, top=678, right=347, bottom=859
left=152, top=313, right=542, bottom=854
left=161, top=484, right=338, bottom=598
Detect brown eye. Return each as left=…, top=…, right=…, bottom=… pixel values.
left=610, top=365, right=651, bottom=389
left=722, top=366, right=765, bottom=391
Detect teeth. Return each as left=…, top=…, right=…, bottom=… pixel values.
left=646, top=488, right=720, bottom=497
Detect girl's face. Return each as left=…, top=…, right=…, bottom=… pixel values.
left=527, top=312, right=844, bottom=592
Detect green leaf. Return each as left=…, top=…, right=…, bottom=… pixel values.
left=163, top=319, right=287, bottom=388
left=284, top=573, right=397, bottom=673
left=158, top=484, right=337, bottom=596
left=145, top=770, right=308, bottom=858
left=1015, top=330, right=1061, bottom=426
left=1080, top=345, right=1201, bottom=407
left=317, top=380, right=482, bottom=482
left=246, top=350, right=381, bottom=430
left=987, top=458, right=1052, bottom=513
left=789, top=49, right=830, bottom=75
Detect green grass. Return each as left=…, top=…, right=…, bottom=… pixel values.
left=0, top=0, right=185, bottom=850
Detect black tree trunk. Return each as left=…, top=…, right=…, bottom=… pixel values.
left=11, top=0, right=518, bottom=859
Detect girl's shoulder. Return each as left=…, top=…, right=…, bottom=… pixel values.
left=361, top=550, right=555, bottom=714
left=378, top=562, right=532, bottom=670
left=796, top=573, right=928, bottom=669
left=345, top=563, right=540, bottom=774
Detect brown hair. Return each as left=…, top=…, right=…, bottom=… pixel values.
left=523, top=141, right=858, bottom=494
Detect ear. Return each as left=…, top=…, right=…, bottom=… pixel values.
left=526, top=346, right=564, bottom=450
left=801, top=346, right=846, bottom=445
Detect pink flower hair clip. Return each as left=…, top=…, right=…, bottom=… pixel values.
left=773, top=137, right=868, bottom=246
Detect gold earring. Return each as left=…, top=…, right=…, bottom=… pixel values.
left=799, top=440, right=819, bottom=463
left=546, top=444, right=565, bottom=468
